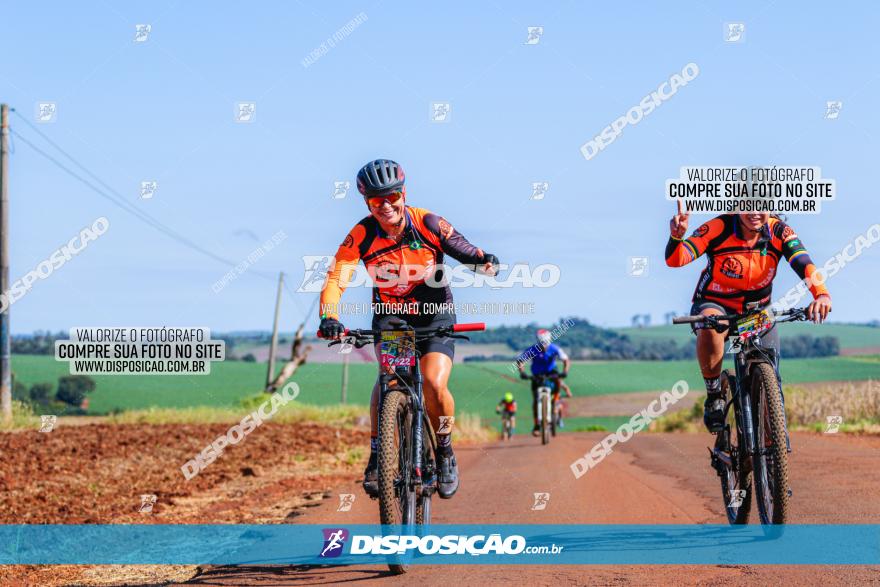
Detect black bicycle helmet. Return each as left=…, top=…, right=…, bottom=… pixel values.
left=356, top=159, right=405, bottom=196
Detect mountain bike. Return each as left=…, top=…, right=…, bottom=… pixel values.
left=553, top=397, right=565, bottom=431
left=531, top=373, right=561, bottom=445
left=321, top=318, right=484, bottom=573
left=498, top=409, right=514, bottom=440
left=673, top=306, right=808, bottom=525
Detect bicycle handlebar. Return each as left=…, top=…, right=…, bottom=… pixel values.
left=671, top=307, right=808, bottom=328
left=316, top=321, right=486, bottom=340
left=672, top=315, right=704, bottom=324
left=452, top=322, right=486, bottom=332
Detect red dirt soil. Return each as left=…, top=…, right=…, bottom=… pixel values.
left=0, top=421, right=368, bottom=585
left=3, top=425, right=880, bottom=585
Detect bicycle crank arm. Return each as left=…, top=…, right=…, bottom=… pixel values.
left=711, top=447, right=733, bottom=469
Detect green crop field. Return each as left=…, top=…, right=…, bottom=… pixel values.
left=615, top=322, right=880, bottom=350
left=12, top=354, right=880, bottom=436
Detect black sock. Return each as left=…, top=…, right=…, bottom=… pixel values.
left=704, top=376, right=721, bottom=397
left=437, top=433, right=452, bottom=453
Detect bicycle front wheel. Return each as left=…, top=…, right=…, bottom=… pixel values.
left=378, top=390, right=416, bottom=573
left=541, top=394, right=551, bottom=445
left=751, top=363, right=790, bottom=525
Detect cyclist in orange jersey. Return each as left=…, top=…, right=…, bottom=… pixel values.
left=319, top=159, right=499, bottom=499
left=666, top=202, right=832, bottom=432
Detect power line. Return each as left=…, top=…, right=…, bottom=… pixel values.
left=283, top=278, right=319, bottom=319
left=9, top=108, right=326, bottom=333
left=9, top=110, right=279, bottom=280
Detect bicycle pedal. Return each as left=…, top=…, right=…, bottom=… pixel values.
left=708, top=447, right=724, bottom=477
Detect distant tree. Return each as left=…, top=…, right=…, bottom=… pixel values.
left=11, top=330, right=68, bottom=355
left=242, top=353, right=257, bottom=363
left=56, top=375, right=96, bottom=408
left=781, top=335, right=839, bottom=358
left=12, top=379, right=28, bottom=403
left=29, top=382, right=53, bottom=405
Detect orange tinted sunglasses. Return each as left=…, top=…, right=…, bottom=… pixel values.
left=365, top=191, right=404, bottom=209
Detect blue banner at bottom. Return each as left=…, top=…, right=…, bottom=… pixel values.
left=1, top=524, right=878, bottom=565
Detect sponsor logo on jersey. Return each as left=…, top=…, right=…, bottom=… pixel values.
left=691, top=223, right=710, bottom=238
left=720, top=257, right=744, bottom=279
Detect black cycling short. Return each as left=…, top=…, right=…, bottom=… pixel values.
left=372, top=311, right=455, bottom=361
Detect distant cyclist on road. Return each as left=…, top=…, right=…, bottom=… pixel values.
left=496, top=392, right=517, bottom=433
left=516, top=329, right=571, bottom=436
left=319, top=159, right=499, bottom=500
left=665, top=204, right=832, bottom=432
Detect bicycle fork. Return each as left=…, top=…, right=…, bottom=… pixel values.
left=408, top=367, right=429, bottom=491
left=536, top=389, right=549, bottom=423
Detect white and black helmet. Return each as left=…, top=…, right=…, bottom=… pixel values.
left=357, top=159, right=405, bottom=196
left=537, top=329, right=552, bottom=346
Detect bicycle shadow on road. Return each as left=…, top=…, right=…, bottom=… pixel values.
left=179, top=563, right=392, bottom=585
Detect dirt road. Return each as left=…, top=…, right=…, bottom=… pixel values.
left=185, top=431, right=880, bottom=585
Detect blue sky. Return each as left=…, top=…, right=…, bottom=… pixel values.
left=1, top=0, right=878, bottom=332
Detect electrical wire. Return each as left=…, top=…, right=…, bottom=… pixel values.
left=10, top=110, right=279, bottom=280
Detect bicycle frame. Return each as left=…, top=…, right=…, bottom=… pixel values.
left=379, top=361, right=435, bottom=494
left=724, top=321, right=791, bottom=464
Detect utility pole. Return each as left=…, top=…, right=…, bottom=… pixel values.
left=266, top=271, right=283, bottom=392
left=0, top=104, right=11, bottom=422
left=341, top=351, right=349, bottom=403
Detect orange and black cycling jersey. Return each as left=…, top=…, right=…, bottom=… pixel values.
left=498, top=399, right=517, bottom=413
left=320, top=206, right=485, bottom=322
left=665, top=215, right=829, bottom=313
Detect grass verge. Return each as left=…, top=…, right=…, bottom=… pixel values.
left=651, top=380, right=880, bottom=434
left=2, top=393, right=494, bottom=442
left=0, top=400, right=41, bottom=431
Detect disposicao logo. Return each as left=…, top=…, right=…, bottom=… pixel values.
left=319, top=528, right=349, bottom=558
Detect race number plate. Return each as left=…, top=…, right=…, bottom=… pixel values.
left=380, top=330, right=416, bottom=367
left=736, top=309, right=774, bottom=339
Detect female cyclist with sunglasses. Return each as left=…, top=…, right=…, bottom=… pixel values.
left=318, top=159, right=499, bottom=499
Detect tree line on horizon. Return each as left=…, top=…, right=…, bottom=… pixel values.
left=12, top=320, right=842, bottom=361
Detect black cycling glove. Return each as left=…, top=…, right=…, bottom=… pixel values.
left=482, top=252, right=500, bottom=273
left=319, top=317, right=345, bottom=339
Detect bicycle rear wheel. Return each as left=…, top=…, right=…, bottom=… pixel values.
left=378, top=390, right=416, bottom=573
left=751, top=363, right=790, bottom=525
left=716, top=371, right=752, bottom=525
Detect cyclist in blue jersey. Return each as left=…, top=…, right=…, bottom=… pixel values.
left=516, top=329, right=571, bottom=436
